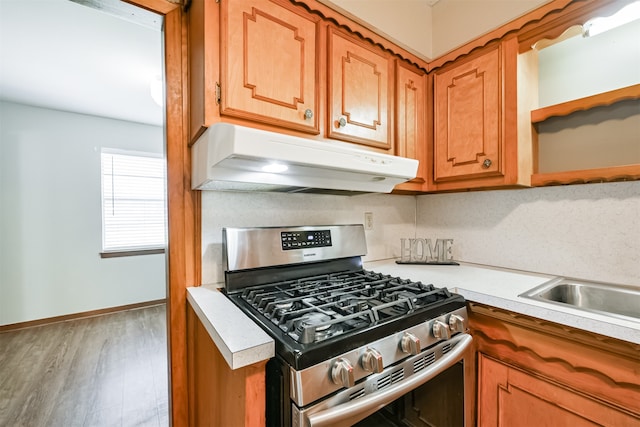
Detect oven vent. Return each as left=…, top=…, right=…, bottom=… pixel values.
left=442, top=343, right=452, bottom=354
left=376, top=369, right=405, bottom=391
left=349, top=388, right=366, bottom=401
left=377, top=374, right=392, bottom=390
left=414, top=351, right=436, bottom=372
left=391, top=369, right=404, bottom=384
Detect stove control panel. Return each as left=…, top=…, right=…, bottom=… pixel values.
left=361, top=348, right=384, bottom=373
left=281, top=230, right=332, bottom=250
left=401, top=332, right=421, bottom=355
left=331, top=358, right=355, bottom=388
left=289, top=306, right=468, bottom=406
left=449, top=314, right=466, bottom=334
left=432, top=320, right=452, bottom=341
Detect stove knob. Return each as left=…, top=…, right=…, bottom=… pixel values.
left=331, top=358, right=355, bottom=388
left=361, top=348, right=384, bottom=373
left=449, top=314, right=466, bottom=333
left=432, top=320, right=452, bottom=340
left=401, top=332, right=421, bottom=355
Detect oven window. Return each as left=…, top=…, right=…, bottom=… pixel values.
left=352, top=362, right=464, bottom=427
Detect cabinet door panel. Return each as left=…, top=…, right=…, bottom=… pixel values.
left=395, top=61, right=427, bottom=191
left=328, top=28, right=393, bottom=150
left=478, top=354, right=639, bottom=427
left=434, top=44, right=503, bottom=182
left=222, top=0, right=318, bottom=133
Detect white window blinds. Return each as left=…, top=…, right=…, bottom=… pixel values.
left=101, top=150, right=167, bottom=252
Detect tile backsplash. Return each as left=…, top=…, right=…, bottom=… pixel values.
left=200, top=181, right=640, bottom=287
left=416, top=181, right=640, bottom=285
left=200, top=191, right=416, bottom=285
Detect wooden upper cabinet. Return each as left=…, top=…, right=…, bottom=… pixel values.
left=327, top=27, right=394, bottom=151
left=394, top=61, right=428, bottom=192
left=434, top=44, right=501, bottom=181
left=430, top=37, right=530, bottom=191
left=220, top=0, right=320, bottom=134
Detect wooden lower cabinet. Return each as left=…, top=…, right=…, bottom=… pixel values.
left=469, top=303, right=640, bottom=427
left=478, top=354, right=639, bottom=426
left=187, top=304, right=267, bottom=426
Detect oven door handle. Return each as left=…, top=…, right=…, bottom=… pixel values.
left=305, top=333, right=473, bottom=427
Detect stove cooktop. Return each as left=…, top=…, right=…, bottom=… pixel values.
left=225, top=268, right=466, bottom=370
left=222, top=225, right=467, bottom=370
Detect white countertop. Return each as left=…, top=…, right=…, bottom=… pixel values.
left=187, top=260, right=640, bottom=370
left=187, top=285, right=274, bottom=369
left=366, top=259, right=640, bottom=345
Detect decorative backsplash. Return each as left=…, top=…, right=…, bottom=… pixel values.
left=198, top=181, right=640, bottom=287
left=416, top=181, right=640, bottom=286
left=200, top=192, right=416, bottom=285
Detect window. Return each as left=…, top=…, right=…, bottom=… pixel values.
left=101, top=149, right=166, bottom=255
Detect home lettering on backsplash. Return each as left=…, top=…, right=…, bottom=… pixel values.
left=400, top=238, right=454, bottom=263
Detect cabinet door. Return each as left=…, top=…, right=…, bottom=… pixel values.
left=478, top=354, right=639, bottom=427
left=328, top=27, right=393, bottom=150
left=221, top=0, right=319, bottom=133
left=433, top=43, right=504, bottom=182
left=394, top=61, right=427, bottom=191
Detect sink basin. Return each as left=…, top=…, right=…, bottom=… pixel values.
left=519, top=278, right=640, bottom=322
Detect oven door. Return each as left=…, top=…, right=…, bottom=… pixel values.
left=294, top=333, right=473, bottom=427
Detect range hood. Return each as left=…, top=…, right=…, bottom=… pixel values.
left=191, top=123, right=419, bottom=195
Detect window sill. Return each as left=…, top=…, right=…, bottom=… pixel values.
left=100, top=248, right=165, bottom=258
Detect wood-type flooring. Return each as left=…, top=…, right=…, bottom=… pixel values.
left=0, top=304, right=168, bottom=427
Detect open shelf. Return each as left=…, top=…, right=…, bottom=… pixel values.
left=531, top=84, right=640, bottom=186
left=531, top=84, right=640, bottom=124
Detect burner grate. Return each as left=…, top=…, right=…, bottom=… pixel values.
left=238, top=269, right=455, bottom=344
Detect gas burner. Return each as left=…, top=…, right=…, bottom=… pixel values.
left=311, top=325, right=344, bottom=343
left=300, top=312, right=332, bottom=327
left=294, top=312, right=343, bottom=344
left=389, top=291, right=417, bottom=302
left=271, top=301, right=294, bottom=317
left=336, top=298, right=370, bottom=313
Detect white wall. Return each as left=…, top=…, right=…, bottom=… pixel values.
left=200, top=191, right=416, bottom=285
left=431, top=0, right=550, bottom=57
left=319, top=0, right=433, bottom=59
left=416, top=181, right=640, bottom=285
left=538, top=18, right=640, bottom=107
left=0, top=101, right=166, bottom=326
left=320, top=0, right=551, bottom=60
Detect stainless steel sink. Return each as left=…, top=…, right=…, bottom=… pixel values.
left=519, top=278, right=640, bottom=322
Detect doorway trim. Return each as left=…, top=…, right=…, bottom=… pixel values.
left=126, top=1, right=199, bottom=425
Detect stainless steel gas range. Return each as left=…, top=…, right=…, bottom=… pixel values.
left=222, top=225, right=473, bottom=427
